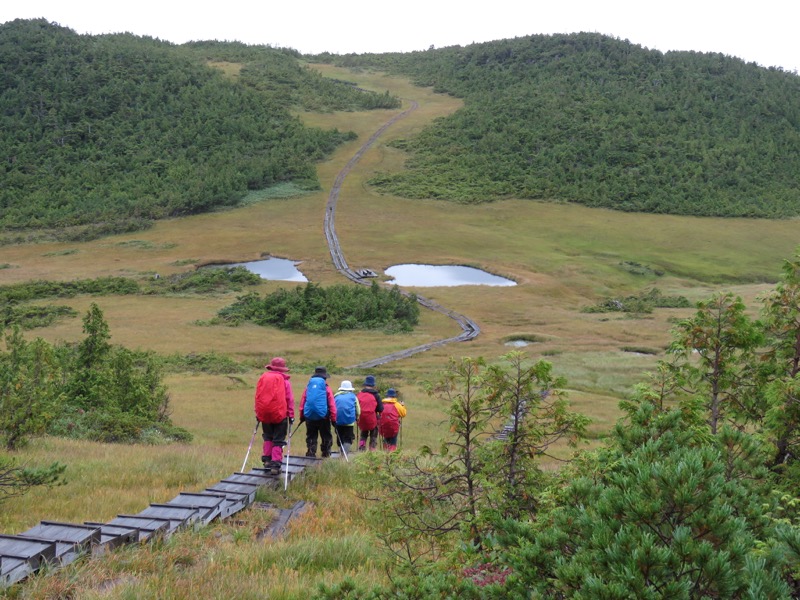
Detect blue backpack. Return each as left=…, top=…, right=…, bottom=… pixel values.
left=335, top=392, right=357, bottom=425
left=304, top=376, right=328, bottom=420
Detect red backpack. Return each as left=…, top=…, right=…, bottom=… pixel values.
left=357, top=391, right=378, bottom=430
left=255, top=371, right=287, bottom=424
left=379, top=402, right=401, bottom=438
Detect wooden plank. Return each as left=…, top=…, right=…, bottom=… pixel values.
left=208, top=481, right=259, bottom=496
left=17, top=522, right=101, bottom=566
left=107, top=516, right=170, bottom=542
left=224, top=472, right=274, bottom=486
left=205, top=485, right=255, bottom=518
left=29, top=522, right=100, bottom=544
left=83, top=522, right=138, bottom=553
left=257, top=501, right=309, bottom=540
left=285, top=456, right=324, bottom=467
left=165, top=492, right=226, bottom=523
left=136, top=505, right=200, bottom=531
left=1, top=556, right=32, bottom=587
left=0, top=535, right=56, bottom=562
left=0, top=535, right=56, bottom=586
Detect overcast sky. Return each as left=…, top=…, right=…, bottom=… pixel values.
left=2, top=1, right=798, bottom=73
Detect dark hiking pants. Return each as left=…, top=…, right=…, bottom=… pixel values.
left=306, top=418, right=332, bottom=457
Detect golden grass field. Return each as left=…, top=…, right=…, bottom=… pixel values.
left=1, top=64, right=799, bottom=542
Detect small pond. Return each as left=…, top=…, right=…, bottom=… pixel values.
left=385, top=264, right=516, bottom=287
left=229, top=257, right=308, bottom=282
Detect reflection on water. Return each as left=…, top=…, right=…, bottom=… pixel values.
left=230, top=257, right=307, bottom=282
left=504, top=340, right=530, bottom=347
left=385, top=264, right=516, bottom=287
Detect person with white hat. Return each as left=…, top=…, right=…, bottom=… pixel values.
left=334, top=380, right=361, bottom=457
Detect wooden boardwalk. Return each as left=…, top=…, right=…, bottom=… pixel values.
left=0, top=455, right=324, bottom=587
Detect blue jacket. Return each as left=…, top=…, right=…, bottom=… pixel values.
left=334, top=391, right=360, bottom=426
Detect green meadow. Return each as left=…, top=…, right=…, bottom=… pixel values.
left=2, top=65, right=799, bottom=596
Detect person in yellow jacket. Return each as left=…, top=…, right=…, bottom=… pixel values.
left=377, top=388, right=407, bottom=451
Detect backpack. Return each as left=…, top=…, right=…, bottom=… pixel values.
left=379, top=402, right=401, bottom=438
left=304, top=376, right=329, bottom=420
left=357, top=390, right=379, bottom=431
left=335, top=392, right=357, bottom=425
left=254, top=371, right=287, bottom=424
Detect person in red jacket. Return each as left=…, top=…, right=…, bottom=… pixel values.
left=254, top=357, right=295, bottom=475
left=357, top=375, right=383, bottom=451
left=378, top=388, right=407, bottom=451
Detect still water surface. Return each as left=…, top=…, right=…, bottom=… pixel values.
left=385, top=264, right=516, bottom=287
left=230, top=257, right=308, bottom=282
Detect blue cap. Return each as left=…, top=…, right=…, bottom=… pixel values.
left=364, top=375, right=376, bottom=387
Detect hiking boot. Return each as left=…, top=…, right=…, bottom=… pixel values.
left=270, top=461, right=281, bottom=476
left=358, top=440, right=366, bottom=452
left=305, top=450, right=316, bottom=457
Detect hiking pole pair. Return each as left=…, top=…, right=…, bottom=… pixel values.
left=241, top=418, right=260, bottom=472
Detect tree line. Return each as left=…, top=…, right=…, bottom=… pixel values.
left=0, top=19, right=399, bottom=234
left=316, top=32, right=800, bottom=218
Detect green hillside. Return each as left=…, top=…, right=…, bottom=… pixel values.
left=0, top=19, right=398, bottom=235
left=318, top=33, right=800, bottom=218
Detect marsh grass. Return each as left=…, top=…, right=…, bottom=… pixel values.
left=1, top=66, right=798, bottom=595
left=16, top=460, right=389, bottom=600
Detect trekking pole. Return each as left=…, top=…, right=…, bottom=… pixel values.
left=289, top=420, right=304, bottom=439
left=241, top=418, right=260, bottom=472
left=284, top=417, right=291, bottom=491
left=334, top=427, right=349, bottom=463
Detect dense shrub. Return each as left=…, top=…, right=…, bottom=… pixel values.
left=144, top=266, right=262, bottom=294
left=1, top=304, right=77, bottom=329
left=217, top=281, right=420, bottom=333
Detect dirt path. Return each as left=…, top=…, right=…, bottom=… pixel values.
left=322, top=100, right=480, bottom=369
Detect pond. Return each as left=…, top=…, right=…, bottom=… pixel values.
left=504, top=340, right=531, bottom=347
left=384, top=264, right=516, bottom=287
left=229, top=257, right=308, bottom=282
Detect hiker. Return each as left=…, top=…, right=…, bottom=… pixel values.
left=378, top=388, right=406, bottom=451
left=254, top=357, right=295, bottom=475
left=299, top=366, right=337, bottom=457
left=334, top=380, right=361, bottom=457
left=357, top=375, right=383, bottom=451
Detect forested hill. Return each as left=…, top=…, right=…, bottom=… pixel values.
left=0, top=19, right=399, bottom=235
left=316, top=33, right=800, bottom=218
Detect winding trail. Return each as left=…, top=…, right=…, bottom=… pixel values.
left=323, top=100, right=480, bottom=369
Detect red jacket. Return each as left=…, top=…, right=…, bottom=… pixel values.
left=254, top=371, right=295, bottom=424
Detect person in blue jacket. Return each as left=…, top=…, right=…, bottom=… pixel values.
left=334, top=380, right=361, bottom=456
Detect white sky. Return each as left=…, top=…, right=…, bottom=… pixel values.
left=2, top=1, right=798, bottom=73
